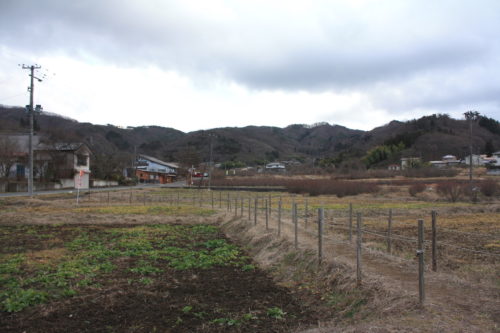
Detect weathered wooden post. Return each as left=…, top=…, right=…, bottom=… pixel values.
left=318, top=208, right=324, bottom=264
left=268, top=194, right=272, bottom=218
left=294, top=203, right=298, bottom=249
left=211, top=191, right=214, bottom=209
left=265, top=199, right=269, bottom=230
left=248, top=197, right=251, bottom=221
left=417, top=219, right=425, bottom=305
left=304, top=199, right=309, bottom=229
left=431, top=210, right=437, bottom=272
left=278, top=199, right=282, bottom=236
left=236, top=197, right=239, bottom=217
left=107, top=191, right=110, bottom=204
left=240, top=197, right=244, bottom=217
left=129, top=192, right=132, bottom=205
left=219, top=191, right=222, bottom=208
left=348, top=203, right=353, bottom=241
left=254, top=197, right=258, bottom=225
left=356, top=213, right=362, bottom=286
left=227, top=193, right=230, bottom=211
left=387, top=209, right=393, bottom=254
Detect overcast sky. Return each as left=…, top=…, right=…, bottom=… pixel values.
left=1, top=0, right=499, bottom=133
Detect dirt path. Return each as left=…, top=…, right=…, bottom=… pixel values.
left=224, top=212, right=500, bottom=332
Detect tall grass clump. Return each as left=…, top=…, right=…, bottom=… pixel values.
left=436, top=181, right=466, bottom=202
left=408, top=183, right=426, bottom=197
left=479, top=179, right=498, bottom=197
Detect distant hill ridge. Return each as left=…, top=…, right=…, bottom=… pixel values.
left=1, top=106, right=500, bottom=169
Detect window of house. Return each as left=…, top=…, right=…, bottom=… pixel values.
left=76, top=154, right=87, bottom=166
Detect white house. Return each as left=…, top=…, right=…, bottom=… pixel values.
left=462, top=154, right=496, bottom=166
left=265, top=162, right=286, bottom=171
left=430, top=155, right=461, bottom=168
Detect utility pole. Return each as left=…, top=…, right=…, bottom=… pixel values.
left=464, top=110, right=480, bottom=202
left=21, top=64, right=42, bottom=197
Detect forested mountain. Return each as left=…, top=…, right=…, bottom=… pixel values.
left=2, top=105, right=500, bottom=175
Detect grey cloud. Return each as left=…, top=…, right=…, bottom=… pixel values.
left=1, top=0, right=499, bottom=120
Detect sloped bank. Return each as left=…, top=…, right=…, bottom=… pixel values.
left=217, top=215, right=475, bottom=332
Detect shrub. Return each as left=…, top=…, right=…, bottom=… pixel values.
left=403, top=167, right=459, bottom=178
left=211, top=176, right=379, bottom=197
left=408, top=183, right=426, bottom=197
left=436, top=181, right=466, bottom=202
left=479, top=179, right=498, bottom=197
left=286, top=179, right=379, bottom=197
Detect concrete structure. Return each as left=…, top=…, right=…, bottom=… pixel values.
left=401, top=157, right=421, bottom=170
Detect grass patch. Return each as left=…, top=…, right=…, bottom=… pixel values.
left=0, top=224, right=250, bottom=312
left=74, top=205, right=216, bottom=216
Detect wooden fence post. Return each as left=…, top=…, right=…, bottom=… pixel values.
left=356, top=213, right=362, bottom=286
left=387, top=209, right=393, bottom=254
left=348, top=203, right=353, bottom=241
left=431, top=210, right=437, bottom=272
left=254, top=198, right=258, bottom=225
left=318, top=208, right=324, bottom=264
left=305, top=199, right=309, bottom=229
left=417, top=219, right=425, bottom=305
left=294, top=203, right=298, bottom=249
left=234, top=197, right=238, bottom=217
left=248, top=198, right=251, bottom=221
left=227, top=193, right=230, bottom=211
left=211, top=191, right=214, bottom=209
left=268, top=194, right=272, bottom=218
left=278, top=199, right=282, bottom=236
left=129, top=192, right=132, bottom=205
left=108, top=191, right=110, bottom=204
left=219, top=191, right=222, bottom=208
left=265, top=199, right=269, bottom=230
left=240, top=197, right=244, bottom=217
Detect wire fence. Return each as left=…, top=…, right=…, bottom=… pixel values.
left=39, top=187, right=500, bottom=305
left=78, top=188, right=500, bottom=261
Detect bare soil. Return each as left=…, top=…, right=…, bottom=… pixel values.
left=0, top=223, right=335, bottom=333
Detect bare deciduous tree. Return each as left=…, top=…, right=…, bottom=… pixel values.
left=0, top=136, right=22, bottom=179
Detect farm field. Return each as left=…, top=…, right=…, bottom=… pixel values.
left=0, top=186, right=499, bottom=332
left=0, top=222, right=332, bottom=332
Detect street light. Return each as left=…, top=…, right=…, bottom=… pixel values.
left=464, top=110, right=480, bottom=202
